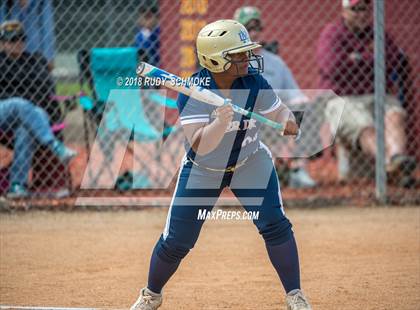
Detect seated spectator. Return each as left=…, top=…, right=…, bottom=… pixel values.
left=0, top=20, right=76, bottom=197
left=317, top=0, right=416, bottom=187
left=0, top=98, right=76, bottom=198
left=134, top=5, right=160, bottom=66
left=234, top=6, right=317, bottom=188
left=0, top=20, right=61, bottom=122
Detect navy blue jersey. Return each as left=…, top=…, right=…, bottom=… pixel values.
left=177, top=68, right=282, bottom=169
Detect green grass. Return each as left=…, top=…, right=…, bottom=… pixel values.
left=56, top=82, right=81, bottom=96
left=56, top=82, right=93, bottom=97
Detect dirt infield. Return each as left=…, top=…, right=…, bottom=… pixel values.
left=0, top=207, right=419, bottom=310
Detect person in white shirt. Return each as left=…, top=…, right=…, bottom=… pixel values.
left=234, top=6, right=316, bottom=188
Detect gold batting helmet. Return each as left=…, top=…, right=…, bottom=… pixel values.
left=196, top=19, right=263, bottom=73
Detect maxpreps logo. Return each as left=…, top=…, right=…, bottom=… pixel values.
left=238, top=30, right=249, bottom=43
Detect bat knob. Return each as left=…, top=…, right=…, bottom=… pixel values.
left=136, top=62, right=146, bottom=75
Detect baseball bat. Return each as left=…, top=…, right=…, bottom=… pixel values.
left=136, top=62, right=284, bottom=131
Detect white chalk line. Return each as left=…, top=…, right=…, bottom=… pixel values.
left=0, top=306, right=125, bottom=310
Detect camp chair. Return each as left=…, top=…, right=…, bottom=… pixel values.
left=76, top=47, right=178, bottom=188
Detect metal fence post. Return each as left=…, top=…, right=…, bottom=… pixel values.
left=374, top=0, right=387, bottom=204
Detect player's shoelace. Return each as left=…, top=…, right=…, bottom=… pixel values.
left=291, top=292, right=309, bottom=308
left=142, top=294, right=153, bottom=304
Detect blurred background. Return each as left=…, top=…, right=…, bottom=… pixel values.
left=0, top=0, right=419, bottom=208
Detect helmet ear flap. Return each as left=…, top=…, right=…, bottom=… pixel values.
left=199, top=54, right=215, bottom=68
left=210, top=59, right=219, bottom=66
left=198, top=52, right=229, bottom=73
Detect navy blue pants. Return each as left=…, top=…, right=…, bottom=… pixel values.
left=155, top=145, right=293, bottom=264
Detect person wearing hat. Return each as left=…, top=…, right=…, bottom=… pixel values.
left=0, top=20, right=76, bottom=198
left=0, top=19, right=60, bottom=121
left=317, top=0, right=416, bottom=187
left=234, top=6, right=317, bottom=189
left=129, top=18, right=312, bottom=310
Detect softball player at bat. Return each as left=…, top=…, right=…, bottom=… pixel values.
left=130, top=20, right=312, bottom=310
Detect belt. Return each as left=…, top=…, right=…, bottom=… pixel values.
left=187, top=156, right=249, bottom=173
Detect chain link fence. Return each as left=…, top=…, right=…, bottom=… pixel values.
left=0, top=0, right=419, bottom=208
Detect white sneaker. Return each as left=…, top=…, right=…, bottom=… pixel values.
left=130, top=287, right=162, bottom=310
left=285, top=289, right=312, bottom=310
left=289, top=168, right=316, bottom=189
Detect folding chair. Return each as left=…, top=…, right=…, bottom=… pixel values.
left=76, top=47, right=177, bottom=188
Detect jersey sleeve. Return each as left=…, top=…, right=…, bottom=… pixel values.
left=256, top=76, right=283, bottom=115
left=177, top=92, right=211, bottom=125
